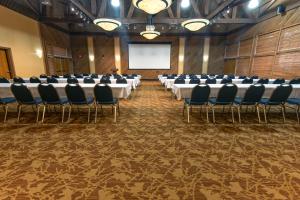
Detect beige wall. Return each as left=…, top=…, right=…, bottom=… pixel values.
left=0, top=5, right=45, bottom=77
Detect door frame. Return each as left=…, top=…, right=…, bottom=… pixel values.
left=0, top=46, right=15, bottom=78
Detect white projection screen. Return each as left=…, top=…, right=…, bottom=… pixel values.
left=128, top=43, right=171, bottom=70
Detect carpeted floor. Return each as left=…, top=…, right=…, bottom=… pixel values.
left=0, top=81, right=300, bottom=199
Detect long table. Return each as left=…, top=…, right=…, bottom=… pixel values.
left=172, top=84, right=300, bottom=100
left=0, top=83, right=132, bottom=99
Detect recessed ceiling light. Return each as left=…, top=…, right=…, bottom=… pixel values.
left=181, top=0, right=190, bottom=8
left=248, top=0, right=259, bottom=9
left=111, top=0, right=120, bottom=7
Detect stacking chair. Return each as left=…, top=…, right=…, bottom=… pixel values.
left=30, top=76, right=41, bottom=83
left=94, top=84, right=119, bottom=123
left=257, top=78, right=269, bottom=84
left=67, top=77, right=79, bottom=84
left=183, top=84, right=210, bottom=123
left=100, top=77, right=111, bottom=84
left=289, top=78, right=300, bottom=84
left=174, top=78, right=185, bottom=84
left=123, top=73, right=129, bottom=77
left=0, top=76, right=10, bottom=83
left=52, top=74, right=59, bottom=78
left=234, top=84, right=265, bottom=123
left=241, top=78, right=253, bottom=84
left=209, top=83, right=238, bottom=123
left=273, top=78, right=285, bottom=84
left=201, top=74, right=208, bottom=79
left=91, top=73, right=99, bottom=78
left=40, top=74, right=48, bottom=78
left=38, top=83, right=69, bottom=123
left=13, top=76, right=25, bottom=83
left=239, top=75, right=247, bottom=79
left=189, top=78, right=200, bottom=84
left=228, top=74, right=235, bottom=79
left=286, top=98, right=300, bottom=123
left=83, top=77, right=95, bottom=84
left=0, top=96, right=16, bottom=122
left=205, top=78, right=217, bottom=84
left=259, top=84, right=293, bottom=123
left=63, top=74, right=71, bottom=78
left=221, top=78, right=232, bottom=84
left=65, top=84, right=94, bottom=123
left=83, top=73, right=89, bottom=76
left=167, top=75, right=175, bottom=79
left=251, top=75, right=259, bottom=79
left=11, top=83, right=43, bottom=123
left=127, top=75, right=135, bottom=79
left=133, top=74, right=138, bottom=77
left=216, top=75, right=224, bottom=79
left=116, top=78, right=127, bottom=84
left=75, top=74, right=83, bottom=78
left=47, top=77, right=58, bottom=83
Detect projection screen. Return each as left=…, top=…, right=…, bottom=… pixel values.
left=128, top=43, right=171, bottom=70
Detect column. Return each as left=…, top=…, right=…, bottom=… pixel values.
left=87, top=36, right=96, bottom=73
left=202, top=37, right=210, bottom=74
left=178, top=37, right=185, bottom=74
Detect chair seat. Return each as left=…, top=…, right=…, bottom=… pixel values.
left=97, top=98, right=118, bottom=105
left=260, top=98, right=282, bottom=105
left=71, top=97, right=94, bottom=105
left=184, top=98, right=206, bottom=105
left=45, top=97, right=69, bottom=105
left=0, top=97, right=16, bottom=104
left=234, top=97, right=257, bottom=105
left=287, top=98, right=300, bottom=105
left=209, top=97, right=233, bottom=105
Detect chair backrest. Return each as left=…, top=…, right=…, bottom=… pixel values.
left=47, top=77, right=58, bottom=83
left=257, top=78, right=269, bottom=84
left=167, top=75, right=175, bottom=79
left=63, top=74, right=71, bottom=78
left=11, top=83, right=34, bottom=103
left=205, top=78, right=217, bottom=84
left=113, top=74, right=122, bottom=79
left=174, top=78, right=185, bottom=84
left=227, top=74, right=235, bottom=79
left=83, top=73, right=89, bottom=76
left=52, top=74, right=59, bottom=78
left=75, top=74, right=83, bottom=78
left=251, top=75, right=259, bottom=79
left=239, top=75, right=246, bottom=79
left=216, top=83, right=238, bottom=104
left=241, top=78, right=253, bottom=84
left=132, top=74, right=138, bottom=77
left=91, top=73, right=98, bottom=78
left=116, top=78, right=127, bottom=84
left=127, top=75, right=135, bottom=79
left=123, top=73, right=128, bottom=77
left=100, top=77, right=111, bottom=84
left=242, top=84, right=265, bottom=104
left=30, top=76, right=41, bottom=83
left=221, top=78, right=232, bottom=84
left=269, top=84, right=293, bottom=104
left=189, top=78, right=200, bottom=84
left=273, top=78, right=285, bottom=84
left=94, top=84, right=114, bottom=103
left=216, top=75, right=224, bottom=79
left=40, top=74, right=47, bottom=78
left=201, top=74, right=208, bottom=79
left=38, top=83, right=60, bottom=103
left=289, top=78, right=300, bottom=84
left=65, top=84, right=87, bottom=104
left=190, top=84, right=210, bottom=103
left=84, top=77, right=95, bottom=84
left=0, top=76, right=9, bottom=83
left=67, top=77, right=79, bottom=84
left=13, top=76, right=25, bottom=83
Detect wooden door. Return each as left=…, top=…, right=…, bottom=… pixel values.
left=0, top=49, right=11, bottom=79
left=224, top=59, right=236, bottom=75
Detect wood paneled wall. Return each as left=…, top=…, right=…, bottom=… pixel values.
left=71, top=36, right=90, bottom=73
left=184, top=36, right=204, bottom=74
left=208, top=36, right=226, bottom=74
left=224, top=7, right=300, bottom=79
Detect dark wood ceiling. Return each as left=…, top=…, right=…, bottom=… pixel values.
left=0, top=0, right=297, bottom=35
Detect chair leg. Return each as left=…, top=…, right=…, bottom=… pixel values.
left=3, top=105, right=8, bottom=123
left=187, top=105, right=190, bottom=123
left=296, top=106, right=300, bottom=124
left=212, top=106, right=215, bottom=123
left=101, top=105, right=104, bottom=116
left=206, top=106, right=209, bottom=123
left=114, top=105, right=117, bottom=123
left=61, top=105, right=66, bottom=123
left=87, top=105, right=91, bottom=123
left=281, top=105, right=286, bottom=123
left=68, top=105, right=72, bottom=122
left=237, top=106, right=241, bottom=123
left=36, top=105, right=40, bottom=123
left=41, top=105, right=46, bottom=123
left=117, top=102, right=120, bottom=115
left=182, top=103, right=185, bottom=117
left=17, top=105, right=22, bottom=123
left=263, top=105, right=267, bottom=123
left=256, top=105, right=261, bottom=123
left=95, top=105, right=98, bottom=123
left=231, top=106, right=235, bottom=123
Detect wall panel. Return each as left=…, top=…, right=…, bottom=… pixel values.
left=278, top=24, right=300, bottom=52
left=251, top=56, right=274, bottom=77
left=184, top=36, right=204, bottom=74
left=273, top=51, right=300, bottom=79
left=71, top=36, right=89, bottom=73
left=255, top=31, right=280, bottom=55
left=225, top=43, right=238, bottom=58
left=239, top=39, right=253, bottom=57
left=236, top=58, right=251, bottom=75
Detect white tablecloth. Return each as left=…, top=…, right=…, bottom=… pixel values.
left=158, top=75, right=241, bottom=84
left=172, top=84, right=300, bottom=100
left=0, top=83, right=132, bottom=99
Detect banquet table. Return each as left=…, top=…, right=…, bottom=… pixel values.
left=158, top=75, right=241, bottom=84
left=172, top=84, right=300, bottom=100
left=0, top=83, right=132, bottom=99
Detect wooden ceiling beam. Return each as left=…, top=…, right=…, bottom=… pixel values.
left=98, top=0, right=107, bottom=17
left=127, top=3, right=135, bottom=18
left=91, top=0, right=97, bottom=15
left=177, top=0, right=181, bottom=18
left=167, top=7, right=175, bottom=18
left=70, top=0, right=95, bottom=19
left=207, top=0, right=235, bottom=19
left=24, top=0, right=40, bottom=15
left=190, top=0, right=202, bottom=17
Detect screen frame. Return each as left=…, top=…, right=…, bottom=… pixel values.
left=127, top=42, right=172, bottom=70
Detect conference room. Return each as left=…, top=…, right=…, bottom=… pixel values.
left=0, top=0, right=300, bottom=199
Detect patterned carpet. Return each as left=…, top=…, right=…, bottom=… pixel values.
left=0, top=81, right=300, bottom=199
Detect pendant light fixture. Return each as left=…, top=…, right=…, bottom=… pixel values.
left=140, top=16, right=160, bottom=40
left=93, top=18, right=121, bottom=31
left=132, top=0, right=173, bottom=15
left=181, top=18, right=210, bottom=31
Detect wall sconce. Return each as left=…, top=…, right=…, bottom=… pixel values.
left=115, top=55, right=120, bottom=61
left=35, top=49, right=43, bottom=58
left=89, top=55, right=95, bottom=62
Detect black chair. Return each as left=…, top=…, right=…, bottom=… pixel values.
left=65, top=84, right=94, bottom=123
left=189, top=78, right=200, bottom=84
left=209, top=83, right=238, bottom=123
left=116, top=78, right=127, bottom=84
left=201, top=74, right=208, bottom=79
left=227, top=74, right=235, bottom=79
left=94, top=84, right=120, bottom=123
left=0, top=96, right=16, bottom=122
left=257, top=78, right=269, bottom=84
left=0, top=76, right=10, bottom=83
left=273, top=78, right=285, bottom=84
left=38, top=83, right=69, bottom=123
left=167, top=75, right=175, bottom=79
left=100, top=78, right=111, bottom=84
left=174, top=78, right=185, bottom=84
left=13, top=76, right=25, bottom=83
left=123, top=73, right=129, bottom=77
left=216, top=75, right=224, bottom=79
left=259, top=84, right=293, bottom=123
left=113, top=74, right=122, bottom=79
left=251, top=75, right=259, bottom=79
left=83, top=73, right=89, bottom=76
left=91, top=73, right=99, bottom=79
left=47, top=77, right=58, bottom=83
left=221, top=78, right=232, bottom=84
left=127, top=75, right=135, bottom=79
left=40, top=74, right=48, bottom=78
left=289, top=78, right=300, bottom=84
left=83, top=77, right=95, bottom=84
left=239, top=76, right=246, bottom=79
left=63, top=74, right=71, bottom=78
left=10, top=83, right=43, bottom=123
left=30, top=76, right=41, bottom=83
left=67, top=77, right=79, bottom=84
left=234, top=84, right=265, bottom=123
left=241, top=78, right=253, bottom=84
left=75, top=74, right=83, bottom=79
left=183, top=84, right=210, bottom=123
left=52, top=74, right=59, bottom=78
left=205, top=78, right=217, bottom=84
left=132, top=74, right=138, bottom=77
left=286, top=98, right=300, bottom=123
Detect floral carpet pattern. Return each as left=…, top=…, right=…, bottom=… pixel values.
left=0, top=81, right=299, bottom=199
